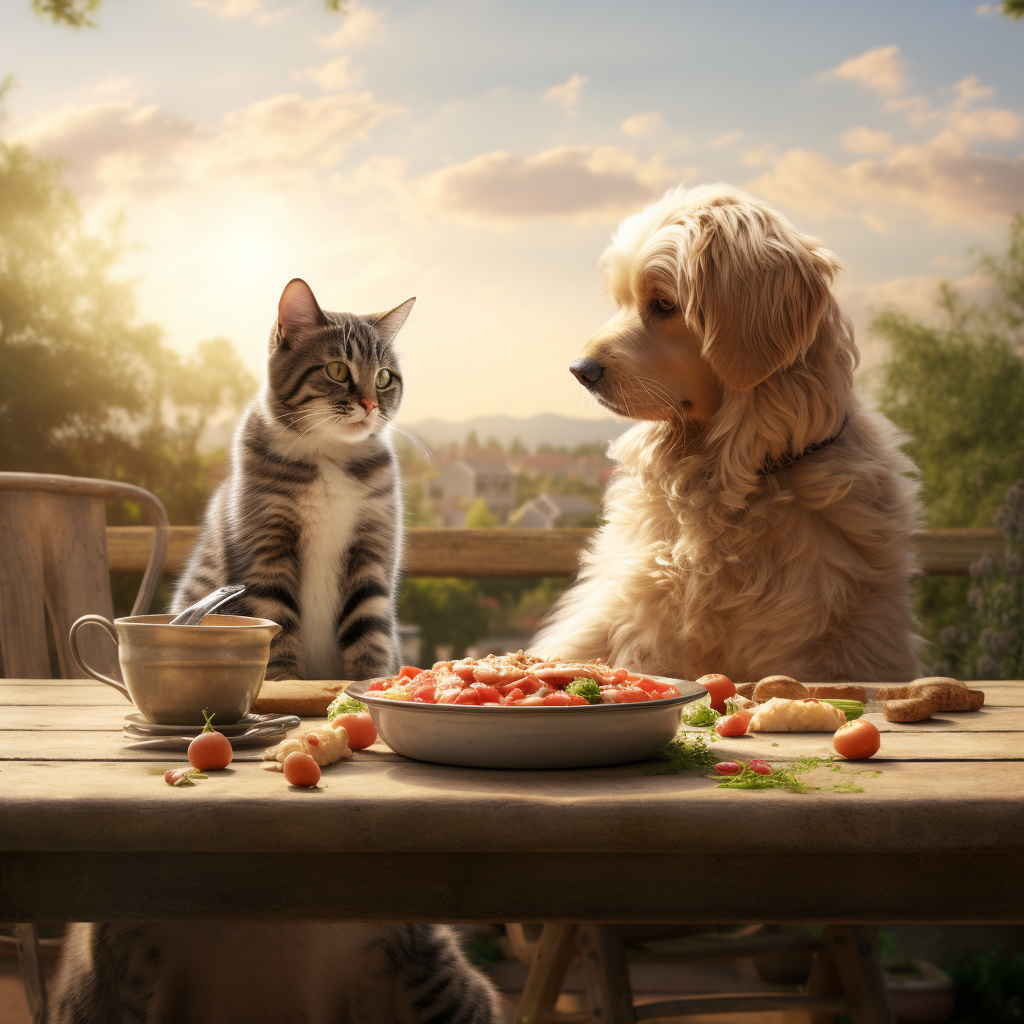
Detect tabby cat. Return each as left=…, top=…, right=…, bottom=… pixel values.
left=47, top=922, right=503, bottom=1023
left=172, top=278, right=413, bottom=680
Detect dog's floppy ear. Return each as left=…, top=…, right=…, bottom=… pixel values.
left=686, top=210, right=840, bottom=392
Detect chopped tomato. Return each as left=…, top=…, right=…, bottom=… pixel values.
left=613, top=669, right=629, bottom=684
left=368, top=679, right=387, bottom=691
left=410, top=683, right=437, bottom=703
left=610, top=686, right=649, bottom=703
left=501, top=687, right=525, bottom=705
left=634, top=677, right=662, bottom=694
left=518, top=676, right=541, bottom=695
left=540, top=691, right=589, bottom=706
left=453, top=688, right=483, bottom=705
left=471, top=683, right=502, bottom=704
left=399, top=665, right=422, bottom=679
left=454, top=665, right=476, bottom=683
left=715, top=711, right=752, bottom=737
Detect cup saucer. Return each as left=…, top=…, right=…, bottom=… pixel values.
left=123, top=712, right=299, bottom=737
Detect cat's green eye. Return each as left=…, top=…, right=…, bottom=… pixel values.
left=325, top=361, right=350, bottom=383
left=375, top=368, right=393, bottom=389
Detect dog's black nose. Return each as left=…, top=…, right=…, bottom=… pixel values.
left=570, top=358, right=604, bottom=386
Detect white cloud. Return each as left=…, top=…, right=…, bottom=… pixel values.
left=341, top=145, right=681, bottom=224
left=709, top=130, right=742, bottom=147
left=191, top=0, right=291, bottom=26
left=15, top=90, right=400, bottom=199
left=749, top=136, right=1024, bottom=228
left=620, top=111, right=662, bottom=136
left=975, top=4, right=994, bottom=14
left=841, top=126, right=894, bottom=154
left=316, top=4, right=384, bottom=47
left=544, top=73, right=589, bottom=115
left=823, top=45, right=907, bottom=97
left=296, top=56, right=359, bottom=91
left=742, top=143, right=777, bottom=167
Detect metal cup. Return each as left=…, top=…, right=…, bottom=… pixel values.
left=69, top=613, right=282, bottom=725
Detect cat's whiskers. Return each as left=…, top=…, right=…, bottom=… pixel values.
left=387, top=423, right=437, bottom=466
left=280, top=414, right=334, bottom=461
left=267, top=408, right=334, bottom=448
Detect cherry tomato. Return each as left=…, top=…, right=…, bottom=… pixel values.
left=749, top=759, right=773, bottom=776
left=714, top=761, right=742, bottom=775
left=696, top=673, right=736, bottom=713
left=188, top=730, right=232, bottom=770
left=715, top=711, right=752, bottom=737
left=283, top=751, right=321, bottom=787
left=833, top=719, right=881, bottom=760
left=398, top=665, right=423, bottom=679
left=331, top=712, right=377, bottom=750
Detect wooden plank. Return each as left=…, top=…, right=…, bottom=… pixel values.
left=2, top=760, right=1024, bottom=855
left=2, top=847, right=1022, bottom=924
left=914, top=527, right=1005, bottom=576
left=105, top=526, right=1005, bottom=577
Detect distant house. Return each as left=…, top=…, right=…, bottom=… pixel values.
left=510, top=492, right=598, bottom=529
left=433, top=457, right=518, bottom=524
left=511, top=453, right=573, bottom=475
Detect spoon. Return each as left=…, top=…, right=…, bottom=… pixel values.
left=169, top=585, right=246, bottom=626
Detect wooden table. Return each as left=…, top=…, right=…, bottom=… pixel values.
left=1, top=678, right=1023, bottom=926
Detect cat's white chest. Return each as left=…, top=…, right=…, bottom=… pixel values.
left=298, top=464, right=363, bottom=679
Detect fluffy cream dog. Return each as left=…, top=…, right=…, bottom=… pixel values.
left=532, top=184, right=922, bottom=683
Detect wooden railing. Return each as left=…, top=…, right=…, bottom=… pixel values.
left=106, top=526, right=1005, bottom=577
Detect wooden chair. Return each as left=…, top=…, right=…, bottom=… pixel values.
left=512, top=923, right=895, bottom=1024
left=0, top=473, right=168, bottom=1024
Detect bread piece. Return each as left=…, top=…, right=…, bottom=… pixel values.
left=753, top=675, right=809, bottom=701
left=807, top=685, right=868, bottom=703
left=736, top=682, right=757, bottom=699
left=747, top=697, right=847, bottom=732
left=921, top=686, right=986, bottom=712
left=883, top=697, right=936, bottom=723
left=910, top=676, right=968, bottom=691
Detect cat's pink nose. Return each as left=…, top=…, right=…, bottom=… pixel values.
left=359, top=398, right=378, bottom=413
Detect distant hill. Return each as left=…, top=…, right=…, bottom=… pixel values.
left=402, top=414, right=629, bottom=452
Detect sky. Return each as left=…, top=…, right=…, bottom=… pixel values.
left=4, top=0, right=1024, bottom=425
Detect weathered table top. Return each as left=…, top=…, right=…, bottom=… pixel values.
left=2, top=678, right=1022, bottom=924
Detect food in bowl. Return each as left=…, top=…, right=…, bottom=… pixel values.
left=368, top=651, right=680, bottom=706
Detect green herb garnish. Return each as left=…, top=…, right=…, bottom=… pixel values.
left=327, top=695, right=370, bottom=722
left=566, top=679, right=602, bottom=704
left=680, top=697, right=721, bottom=728
left=648, top=734, right=720, bottom=774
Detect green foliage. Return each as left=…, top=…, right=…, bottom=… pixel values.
left=463, top=497, right=497, bottom=528
left=948, top=945, right=1024, bottom=1022
left=0, top=129, right=256, bottom=524
left=32, top=0, right=100, bottom=27
left=34, top=0, right=350, bottom=26
left=399, top=578, right=489, bottom=663
left=873, top=217, right=1024, bottom=663
left=937, top=481, right=1024, bottom=679
left=1002, top=0, right=1024, bottom=20
left=326, top=696, right=369, bottom=722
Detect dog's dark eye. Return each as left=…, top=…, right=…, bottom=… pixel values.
left=650, top=298, right=677, bottom=318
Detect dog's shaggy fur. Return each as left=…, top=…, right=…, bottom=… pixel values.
left=532, top=185, right=922, bottom=683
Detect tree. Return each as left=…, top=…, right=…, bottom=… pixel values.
left=0, top=126, right=256, bottom=524
left=874, top=217, right=1024, bottom=530
left=33, top=0, right=348, bottom=26
left=873, top=216, right=1024, bottom=662
left=399, top=579, right=488, bottom=663
left=1002, top=0, right=1024, bottom=20
left=463, top=497, right=496, bottom=528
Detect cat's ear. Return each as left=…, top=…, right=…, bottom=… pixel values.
left=275, top=278, right=328, bottom=349
left=373, top=297, right=416, bottom=342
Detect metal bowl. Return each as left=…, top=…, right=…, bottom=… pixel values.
left=346, top=676, right=704, bottom=769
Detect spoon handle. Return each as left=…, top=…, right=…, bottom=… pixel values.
left=169, top=584, right=246, bottom=626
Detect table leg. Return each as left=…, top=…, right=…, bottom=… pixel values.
left=821, top=924, right=895, bottom=1024
left=14, top=923, right=47, bottom=1024
left=515, top=923, right=585, bottom=1024
left=578, top=924, right=636, bottom=1024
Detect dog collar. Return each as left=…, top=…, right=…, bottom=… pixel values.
left=758, top=415, right=850, bottom=477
